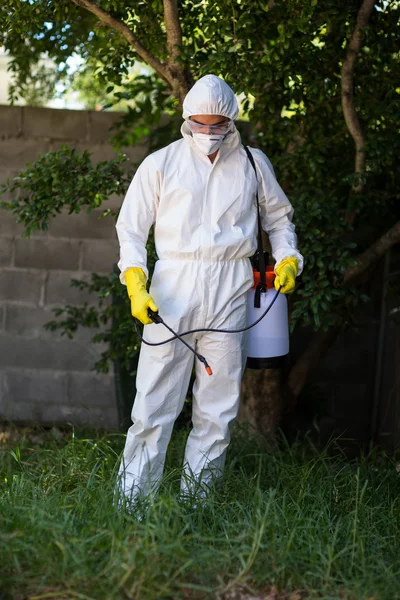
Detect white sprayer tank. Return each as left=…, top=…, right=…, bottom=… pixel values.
left=246, top=268, right=289, bottom=369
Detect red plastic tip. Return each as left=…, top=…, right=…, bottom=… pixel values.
left=206, top=366, right=213, bottom=376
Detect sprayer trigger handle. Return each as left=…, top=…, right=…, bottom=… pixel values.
left=147, top=308, right=162, bottom=324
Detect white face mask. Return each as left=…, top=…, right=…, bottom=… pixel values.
left=192, top=133, right=225, bottom=155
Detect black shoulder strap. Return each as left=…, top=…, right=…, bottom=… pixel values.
left=244, top=146, right=266, bottom=307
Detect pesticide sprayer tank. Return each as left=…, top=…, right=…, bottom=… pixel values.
left=246, top=268, right=289, bottom=369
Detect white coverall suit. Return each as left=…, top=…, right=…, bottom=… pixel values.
left=116, top=75, right=304, bottom=501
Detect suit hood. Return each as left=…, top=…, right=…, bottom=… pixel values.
left=182, top=75, right=239, bottom=121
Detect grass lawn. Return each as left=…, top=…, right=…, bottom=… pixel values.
left=0, top=423, right=399, bottom=600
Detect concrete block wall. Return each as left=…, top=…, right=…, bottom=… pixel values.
left=0, top=105, right=148, bottom=429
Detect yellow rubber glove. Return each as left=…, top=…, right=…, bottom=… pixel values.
left=274, top=257, right=298, bottom=294
left=125, top=267, right=158, bottom=325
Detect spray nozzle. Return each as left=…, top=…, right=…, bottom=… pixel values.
left=198, top=355, right=213, bottom=376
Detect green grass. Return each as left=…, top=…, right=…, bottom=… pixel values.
left=0, top=424, right=399, bottom=600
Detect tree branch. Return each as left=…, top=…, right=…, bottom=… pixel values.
left=341, top=0, right=375, bottom=194
left=344, top=221, right=400, bottom=284
left=162, top=0, right=191, bottom=103
left=163, top=0, right=182, bottom=63
left=71, top=0, right=171, bottom=87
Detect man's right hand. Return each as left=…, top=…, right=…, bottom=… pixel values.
left=125, top=267, right=159, bottom=325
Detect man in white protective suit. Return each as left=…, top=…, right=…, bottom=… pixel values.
left=115, top=74, right=304, bottom=505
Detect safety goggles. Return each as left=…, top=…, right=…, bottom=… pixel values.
left=187, top=118, right=233, bottom=135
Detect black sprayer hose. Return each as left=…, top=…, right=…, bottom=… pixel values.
left=133, top=286, right=283, bottom=376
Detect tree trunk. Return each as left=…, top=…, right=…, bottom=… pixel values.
left=238, top=368, right=283, bottom=443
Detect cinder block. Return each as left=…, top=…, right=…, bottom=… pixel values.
left=74, top=143, right=124, bottom=165
left=67, top=371, right=116, bottom=408
left=14, top=238, right=80, bottom=270
left=45, top=271, right=100, bottom=305
left=81, top=239, right=119, bottom=273
left=48, top=208, right=117, bottom=240
left=87, top=110, right=123, bottom=144
left=0, top=208, right=45, bottom=238
left=0, top=209, right=25, bottom=238
left=0, top=399, right=45, bottom=423
left=0, top=369, right=118, bottom=427
left=0, top=106, right=23, bottom=138
left=75, top=142, right=148, bottom=166
left=0, top=269, right=42, bottom=303
left=0, top=238, right=12, bottom=267
left=0, top=194, right=118, bottom=244
left=0, top=332, right=103, bottom=371
left=0, top=138, right=51, bottom=168
left=23, top=106, right=89, bottom=141
left=4, top=303, right=105, bottom=344
left=37, top=403, right=118, bottom=428
left=3, top=368, right=68, bottom=406
left=5, top=304, right=60, bottom=338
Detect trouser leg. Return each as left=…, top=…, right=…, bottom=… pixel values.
left=117, top=328, right=195, bottom=501
left=181, top=327, right=246, bottom=496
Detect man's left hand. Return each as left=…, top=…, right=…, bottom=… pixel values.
left=274, top=257, right=299, bottom=294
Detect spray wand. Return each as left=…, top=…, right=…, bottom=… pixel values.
left=134, top=286, right=282, bottom=377
left=144, top=309, right=213, bottom=376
